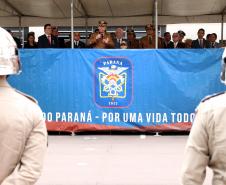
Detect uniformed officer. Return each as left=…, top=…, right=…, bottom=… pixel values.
left=0, top=27, right=47, bottom=185
left=139, top=24, right=163, bottom=48
left=88, top=20, right=114, bottom=49
left=126, top=28, right=139, bottom=49
left=181, top=50, right=226, bottom=185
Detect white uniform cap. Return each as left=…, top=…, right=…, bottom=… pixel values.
left=0, top=27, right=21, bottom=75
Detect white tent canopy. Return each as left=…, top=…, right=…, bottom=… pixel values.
left=0, top=0, right=226, bottom=27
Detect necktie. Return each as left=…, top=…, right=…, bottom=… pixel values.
left=48, top=36, right=51, bottom=45
left=129, top=41, right=132, bottom=48
left=74, top=41, right=78, bottom=47
left=148, top=36, right=152, bottom=45
left=200, top=39, right=203, bottom=48
left=211, top=42, right=215, bottom=48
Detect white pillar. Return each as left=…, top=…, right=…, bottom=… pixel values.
left=19, top=16, right=23, bottom=48
left=221, top=13, right=224, bottom=45
left=155, top=0, right=158, bottom=49
left=71, top=0, right=74, bottom=48
left=85, top=17, right=88, bottom=45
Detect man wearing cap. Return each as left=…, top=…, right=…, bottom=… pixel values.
left=0, top=27, right=47, bottom=185
left=127, top=28, right=139, bottom=49
left=139, top=24, right=163, bottom=49
left=88, top=20, right=114, bottom=49
left=181, top=52, right=226, bottom=185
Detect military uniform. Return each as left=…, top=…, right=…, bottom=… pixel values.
left=88, top=32, right=114, bottom=49
left=181, top=92, right=226, bottom=185
left=0, top=79, right=47, bottom=185
left=126, top=28, right=139, bottom=49
left=139, top=35, right=163, bottom=49
left=127, top=39, right=139, bottom=49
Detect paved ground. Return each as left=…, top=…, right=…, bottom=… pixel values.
left=37, top=135, right=212, bottom=185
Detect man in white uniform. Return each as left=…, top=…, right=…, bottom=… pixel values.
left=181, top=49, right=226, bottom=185
left=0, top=27, right=47, bottom=185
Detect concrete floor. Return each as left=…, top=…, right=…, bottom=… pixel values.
left=37, top=135, right=212, bottom=185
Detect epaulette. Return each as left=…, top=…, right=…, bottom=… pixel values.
left=201, top=91, right=225, bottom=103
left=15, top=89, right=38, bottom=104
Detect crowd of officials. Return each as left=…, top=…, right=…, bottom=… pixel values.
left=8, top=21, right=224, bottom=49
left=2, top=21, right=226, bottom=185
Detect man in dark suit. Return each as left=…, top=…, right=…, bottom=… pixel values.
left=65, top=32, right=86, bottom=48
left=7, top=30, right=21, bottom=48
left=52, top=26, right=65, bottom=48
left=38, top=24, right=58, bottom=48
left=163, top=32, right=174, bottom=49
left=172, top=32, right=185, bottom=48
left=113, top=28, right=126, bottom=49
left=191, top=28, right=210, bottom=48
left=209, top=33, right=221, bottom=48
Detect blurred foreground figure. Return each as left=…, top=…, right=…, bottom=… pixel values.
left=0, top=27, right=47, bottom=185
left=181, top=50, right=226, bottom=185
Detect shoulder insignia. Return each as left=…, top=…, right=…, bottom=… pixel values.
left=201, top=91, right=225, bottom=103
left=15, top=90, right=38, bottom=104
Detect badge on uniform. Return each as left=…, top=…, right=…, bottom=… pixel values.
left=94, top=57, right=133, bottom=108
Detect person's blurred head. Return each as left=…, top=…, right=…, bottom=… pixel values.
left=185, top=39, right=192, bottom=48
left=44, top=24, right=52, bottom=36
left=98, top=20, right=107, bottom=34
left=164, top=32, right=171, bottom=42
left=110, top=32, right=116, bottom=40
left=210, top=33, right=217, bottom=42
left=28, top=31, right=35, bottom=39
left=197, top=28, right=205, bottom=39
left=145, top=24, right=155, bottom=36
left=172, top=33, right=179, bottom=42
left=127, top=28, right=136, bottom=41
left=73, top=32, right=80, bottom=41
left=120, top=41, right=127, bottom=49
left=178, top=30, right=186, bottom=42
left=7, top=29, right=13, bottom=36
left=27, top=34, right=35, bottom=44
left=51, top=26, right=59, bottom=37
left=0, top=27, right=20, bottom=76
left=206, top=34, right=211, bottom=42
left=94, top=28, right=99, bottom=33
left=29, top=31, right=35, bottom=35
left=115, top=28, right=124, bottom=39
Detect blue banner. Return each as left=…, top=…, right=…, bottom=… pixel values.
left=9, top=48, right=226, bottom=132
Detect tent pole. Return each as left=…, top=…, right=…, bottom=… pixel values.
left=221, top=12, right=224, bottom=45
left=71, top=0, right=74, bottom=48
left=85, top=17, right=88, bottom=45
left=18, top=16, right=23, bottom=48
left=152, top=1, right=155, bottom=26
left=155, top=0, right=158, bottom=49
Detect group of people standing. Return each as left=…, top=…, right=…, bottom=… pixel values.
left=11, top=21, right=223, bottom=49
